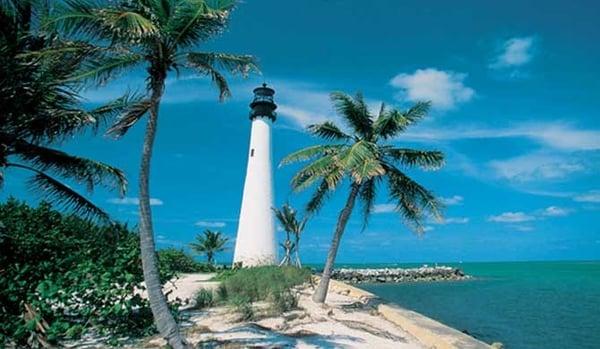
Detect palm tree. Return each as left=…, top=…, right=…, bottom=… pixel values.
left=190, top=230, right=229, bottom=265
left=53, top=2, right=258, bottom=346
left=1, top=0, right=128, bottom=221
left=273, top=203, right=307, bottom=267
left=281, top=92, right=444, bottom=303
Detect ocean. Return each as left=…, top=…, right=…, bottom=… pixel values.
left=350, top=261, right=600, bottom=349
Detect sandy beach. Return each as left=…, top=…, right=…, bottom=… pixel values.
left=137, top=273, right=491, bottom=349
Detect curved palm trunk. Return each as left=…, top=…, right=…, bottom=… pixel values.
left=312, top=183, right=360, bottom=303
left=139, top=76, right=188, bottom=349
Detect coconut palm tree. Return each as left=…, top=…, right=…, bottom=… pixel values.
left=281, top=92, right=444, bottom=303
left=53, top=2, right=258, bottom=346
left=190, top=230, right=229, bottom=265
left=1, top=0, right=128, bottom=222
left=273, top=203, right=307, bottom=267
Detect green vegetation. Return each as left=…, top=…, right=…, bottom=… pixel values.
left=158, top=248, right=215, bottom=277
left=216, top=266, right=311, bottom=317
left=51, top=1, right=259, bottom=345
left=190, top=230, right=229, bottom=265
left=281, top=92, right=444, bottom=303
left=273, top=203, right=307, bottom=267
left=0, top=0, right=128, bottom=222
left=0, top=199, right=172, bottom=347
left=193, top=289, right=215, bottom=310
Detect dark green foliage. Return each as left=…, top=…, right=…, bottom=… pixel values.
left=157, top=248, right=214, bottom=278
left=0, top=199, right=161, bottom=346
left=193, top=289, right=214, bottom=310
left=219, top=266, right=310, bottom=307
left=0, top=1, right=129, bottom=222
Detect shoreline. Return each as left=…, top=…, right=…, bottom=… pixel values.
left=325, top=278, right=492, bottom=349
left=138, top=273, right=491, bottom=349
left=63, top=272, right=491, bottom=348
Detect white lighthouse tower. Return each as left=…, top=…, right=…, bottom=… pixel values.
left=233, top=84, right=278, bottom=267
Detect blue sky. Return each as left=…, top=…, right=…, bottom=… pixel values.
left=3, top=0, right=600, bottom=263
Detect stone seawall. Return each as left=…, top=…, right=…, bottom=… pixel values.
left=331, top=266, right=469, bottom=284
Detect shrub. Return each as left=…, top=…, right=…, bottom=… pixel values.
left=194, top=289, right=214, bottom=309
left=269, top=289, right=299, bottom=313
left=0, top=199, right=164, bottom=346
left=157, top=248, right=214, bottom=278
left=229, top=296, right=254, bottom=321
left=217, top=266, right=310, bottom=316
left=220, top=266, right=310, bottom=302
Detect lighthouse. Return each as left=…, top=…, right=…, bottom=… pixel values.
left=233, top=84, right=278, bottom=267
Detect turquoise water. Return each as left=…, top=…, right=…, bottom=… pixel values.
left=354, top=261, right=600, bottom=349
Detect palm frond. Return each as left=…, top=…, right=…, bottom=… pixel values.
left=168, top=0, right=232, bottom=48
left=290, top=155, right=338, bottom=191
left=54, top=1, right=159, bottom=43
left=279, top=144, right=343, bottom=167
left=87, top=91, right=146, bottom=132
left=330, top=91, right=372, bottom=139
left=185, top=52, right=258, bottom=100
left=384, top=147, right=444, bottom=170
left=67, top=52, right=142, bottom=85
left=105, top=98, right=152, bottom=138
left=358, top=178, right=378, bottom=230
left=374, top=101, right=431, bottom=139
left=385, top=164, right=442, bottom=233
left=307, top=121, right=351, bottom=141
left=306, top=179, right=331, bottom=214
left=8, top=163, right=111, bottom=222
left=13, top=141, right=127, bottom=195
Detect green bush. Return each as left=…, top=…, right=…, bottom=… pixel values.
left=0, top=199, right=166, bottom=347
left=269, top=289, right=299, bottom=313
left=157, top=248, right=214, bottom=278
left=194, top=289, right=214, bottom=309
left=218, top=266, right=310, bottom=316
left=219, top=266, right=310, bottom=302
left=229, top=296, right=254, bottom=321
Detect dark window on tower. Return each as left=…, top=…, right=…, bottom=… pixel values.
left=250, top=149, right=255, bottom=157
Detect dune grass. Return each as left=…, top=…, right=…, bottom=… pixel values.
left=201, top=266, right=311, bottom=318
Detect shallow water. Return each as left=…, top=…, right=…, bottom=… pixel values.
left=357, top=261, right=600, bottom=349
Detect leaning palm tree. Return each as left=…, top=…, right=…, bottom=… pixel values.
left=281, top=92, right=444, bottom=303
left=189, top=230, right=229, bottom=266
left=273, top=203, right=307, bottom=267
left=53, top=1, right=258, bottom=347
left=1, top=0, right=128, bottom=221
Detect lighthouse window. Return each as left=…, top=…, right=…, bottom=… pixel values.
left=250, top=149, right=255, bottom=157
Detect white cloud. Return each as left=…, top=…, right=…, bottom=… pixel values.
left=488, top=212, right=536, bottom=223
left=489, top=153, right=586, bottom=182
left=107, top=197, right=164, bottom=206
left=403, top=122, right=600, bottom=152
left=491, top=37, right=535, bottom=68
left=440, top=195, right=464, bottom=206
left=441, top=217, right=470, bottom=224
left=373, top=203, right=396, bottom=214
left=390, top=68, right=475, bottom=110
left=574, top=190, right=600, bottom=203
left=194, top=220, right=226, bottom=228
left=423, top=226, right=435, bottom=232
left=540, top=206, right=572, bottom=217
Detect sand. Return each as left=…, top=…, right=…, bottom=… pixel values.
left=140, top=273, right=424, bottom=348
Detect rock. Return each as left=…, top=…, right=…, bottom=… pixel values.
left=330, top=266, right=470, bottom=284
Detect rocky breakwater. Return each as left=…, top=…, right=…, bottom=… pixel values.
left=331, top=266, right=469, bottom=284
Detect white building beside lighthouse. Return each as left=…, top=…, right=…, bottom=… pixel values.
left=233, top=84, right=278, bottom=267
